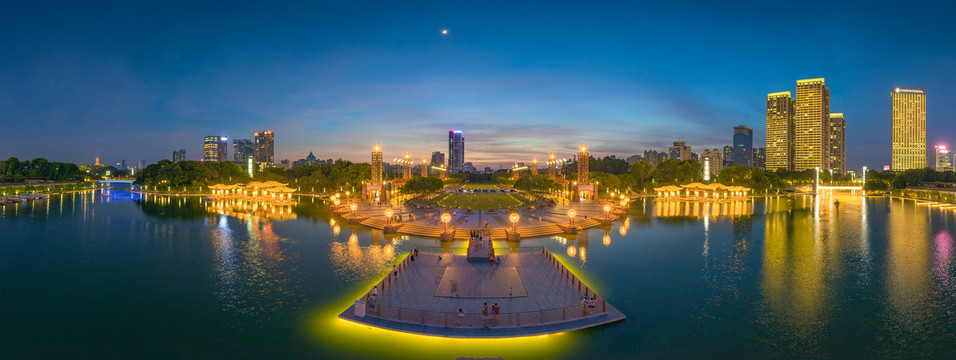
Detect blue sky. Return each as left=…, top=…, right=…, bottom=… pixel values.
left=2, top=1, right=955, bottom=170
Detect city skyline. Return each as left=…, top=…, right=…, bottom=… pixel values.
left=2, top=2, right=956, bottom=171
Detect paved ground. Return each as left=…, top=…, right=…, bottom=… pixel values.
left=338, top=251, right=626, bottom=337
left=351, top=198, right=609, bottom=230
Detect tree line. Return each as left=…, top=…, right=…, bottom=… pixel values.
left=0, top=157, right=84, bottom=182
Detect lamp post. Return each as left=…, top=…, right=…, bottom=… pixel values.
left=385, top=208, right=394, bottom=227
left=567, top=209, right=577, bottom=226
left=603, top=203, right=612, bottom=220
left=441, top=212, right=452, bottom=232
left=509, top=212, right=520, bottom=233
left=349, top=202, right=358, bottom=218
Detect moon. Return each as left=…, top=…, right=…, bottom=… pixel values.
left=441, top=29, right=448, bottom=35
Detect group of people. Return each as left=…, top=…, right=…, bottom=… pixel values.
left=581, top=296, right=597, bottom=315
left=456, top=302, right=502, bottom=327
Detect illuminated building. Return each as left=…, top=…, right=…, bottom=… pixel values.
left=254, top=130, right=275, bottom=166
left=700, top=148, right=722, bottom=181
left=829, top=113, right=846, bottom=175
left=203, top=136, right=228, bottom=162
left=753, top=147, right=766, bottom=170
left=733, top=125, right=753, bottom=166
left=794, top=78, right=830, bottom=171
left=935, top=146, right=952, bottom=171
left=448, top=130, right=464, bottom=173
left=891, top=87, right=927, bottom=171
left=766, top=91, right=793, bottom=171
left=668, top=141, right=692, bottom=161
left=233, top=139, right=254, bottom=162
left=172, top=149, right=186, bottom=162
left=430, top=151, right=444, bottom=169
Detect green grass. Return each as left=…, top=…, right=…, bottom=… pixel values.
left=460, top=184, right=501, bottom=189
left=432, top=193, right=529, bottom=210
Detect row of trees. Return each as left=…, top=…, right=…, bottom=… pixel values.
left=864, top=167, right=956, bottom=191
left=136, top=160, right=250, bottom=188
left=0, top=157, right=84, bottom=182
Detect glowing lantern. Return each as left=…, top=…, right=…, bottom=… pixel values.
left=567, top=209, right=577, bottom=226
left=603, top=204, right=612, bottom=219
left=384, top=208, right=394, bottom=226
left=440, top=212, right=452, bottom=232
left=509, top=212, right=520, bottom=232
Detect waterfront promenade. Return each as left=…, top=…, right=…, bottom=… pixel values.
left=339, top=247, right=625, bottom=338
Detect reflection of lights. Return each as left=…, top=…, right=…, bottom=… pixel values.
left=567, top=245, right=577, bottom=257
left=330, top=219, right=336, bottom=227
left=333, top=225, right=341, bottom=236
left=579, top=247, right=586, bottom=262
left=603, top=234, right=610, bottom=246
left=349, top=232, right=358, bottom=244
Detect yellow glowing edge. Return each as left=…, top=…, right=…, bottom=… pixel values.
left=767, top=91, right=791, bottom=97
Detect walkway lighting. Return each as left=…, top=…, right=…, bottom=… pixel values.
left=349, top=202, right=358, bottom=217
left=620, top=199, right=628, bottom=208
left=567, top=209, right=577, bottom=226
left=603, top=204, right=612, bottom=220
left=509, top=212, right=520, bottom=232
left=385, top=208, right=394, bottom=226
left=333, top=198, right=340, bottom=207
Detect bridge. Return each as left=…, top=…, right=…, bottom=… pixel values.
left=817, top=185, right=863, bottom=191
left=97, top=179, right=135, bottom=184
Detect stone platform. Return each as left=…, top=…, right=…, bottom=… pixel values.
left=338, top=249, right=625, bottom=338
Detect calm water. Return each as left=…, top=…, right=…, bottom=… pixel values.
left=2, top=186, right=956, bottom=359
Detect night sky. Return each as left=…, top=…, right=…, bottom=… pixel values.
left=2, top=1, right=955, bottom=171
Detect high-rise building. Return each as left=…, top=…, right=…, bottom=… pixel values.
left=430, top=151, right=445, bottom=169
left=733, top=125, right=753, bottom=166
left=794, top=78, right=830, bottom=171
left=448, top=130, right=464, bottom=173
left=172, top=149, right=186, bottom=162
left=668, top=141, right=692, bottom=161
left=753, top=147, right=767, bottom=170
left=829, top=113, right=846, bottom=175
left=891, top=87, right=927, bottom=171
left=254, top=131, right=275, bottom=165
left=233, top=139, right=254, bottom=162
left=766, top=92, right=794, bottom=171
left=721, top=146, right=733, bottom=167
left=203, top=136, right=228, bottom=162
left=935, top=145, right=952, bottom=172
left=700, top=149, right=722, bottom=181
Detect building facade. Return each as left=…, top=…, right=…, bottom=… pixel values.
left=233, top=139, right=254, bottom=162
left=254, top=131, right=275, bottom=166
left=935, top=146, right=952, bottom=172
left=733, top=125, right=753, bottom=166
left=203, top=136, right=227, bottom=162
left=172, top=149, right=186, bottom=162
left=753, top=147, right=766, bottom=170
left=794, top=78, right=830, bottom=171
left=700, top=148, right=722, bottom=181
left=766, top=91, right=793, bottom=171
left=891, top=87, right=927, bottom=171
left=430, top=151, right=445, bottom=169
left=668, top=141, right=692, bottom=161
left=829, top=113, right=846, bottom=175
left=448, top=130, right=464, bottom=173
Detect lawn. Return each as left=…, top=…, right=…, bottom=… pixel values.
left=460, top=184, right=502, bottom=190
left=432, top=193, right=529, bottom=210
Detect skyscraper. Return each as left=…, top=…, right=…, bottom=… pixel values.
left=254, top=131, right=275, bottom=165
left=766, top=91, right=794, bottom=171
left=935, top=145, right=952, bottom=172
left=668, top=141, right=691, bottom=161
left=891, top=87, right=927, bottom=171
left=753, top=147, right=767, bottom=170
left=203, top=136, right=227, bottom=162
left=430, top=151, right=445, bottom=168
left=233, top=139, right=254, bottom=162
left=794, top=78, right=830, bottom=171
left=172, top=149, right=186, bottom=162
left=722, top=145, right=733, bottom=167
left=829, top=113, right=846, bottom=175
left=732, top=125, right=753, bottom=166
left=448, top=130, right=464, bottom=173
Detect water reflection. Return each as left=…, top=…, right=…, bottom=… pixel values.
left=328, top=231, right=397, bottom=283
left=886, top=198, right=931, bottom=325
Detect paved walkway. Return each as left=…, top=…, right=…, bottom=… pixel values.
left=338, top=250, right=626, bottom=338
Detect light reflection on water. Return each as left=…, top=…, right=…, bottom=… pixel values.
left=4, top=188, right=956, bottom=358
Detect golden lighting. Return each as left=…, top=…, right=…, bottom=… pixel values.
left=333, top=225, right=341, bottom=236
left=603, top=234, right=611, bottom=246
left=349, top=232, right=358, bottom=244
left=509, top=212, right=520, bottom=223
left=333, top=199, right=340, bottom=206
left=349, top=202, right=358, bottom=212
left=440, top=212, right=452, bottom=223
left=384, top=208, right=394, bottom=218
left=567, top=245, right=577, bottom=257
left=602, top=204, right=612, bottom=213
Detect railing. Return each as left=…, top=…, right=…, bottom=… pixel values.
left=356, top=247, right=607, bottom=329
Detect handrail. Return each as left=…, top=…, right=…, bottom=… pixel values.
left=357, top=247, right=607, bottom=329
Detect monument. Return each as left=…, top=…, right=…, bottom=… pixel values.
left=575, top=144, right=597, bottom=200
left=362, top=144, right=384, bottom=201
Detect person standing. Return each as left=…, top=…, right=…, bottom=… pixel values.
left=458, top=309, right=464, bottom=326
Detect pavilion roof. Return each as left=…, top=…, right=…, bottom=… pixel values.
left=654, top=185, right=683, bottom=192
left=267, top=186, right=297, bottom=193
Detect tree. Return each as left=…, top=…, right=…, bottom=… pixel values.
left=401, top=176, right=444, bottom=194
left=513, top=174, right=561, bottom=194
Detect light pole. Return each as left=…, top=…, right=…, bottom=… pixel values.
left=385, top=208, right=394, bottom=227
left=509, top=212, right=519, bottom=233
left=441, top=212, right=452, bottom=232
left=349, top=202, right=358, bottom=218
left=603, top=203, right=612, bottom=220
left=567, top=209, right=577, bottom=226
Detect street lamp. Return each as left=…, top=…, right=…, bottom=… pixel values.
left=349, top=202, right=358, bottom=218
left=602, top=203, right=612, bottom=220
left=567, top=209, right=577, bottom=226
left=620, top=199, right=628, bottom=209
left=385, top=208, right=394, bottom=226
left=509, top=212, right=520, bottom=232
left=441, top=212, right=452, bottom=232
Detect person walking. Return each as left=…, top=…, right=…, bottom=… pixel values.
left=458, top=309, right=464, bottom=326
left=492, top=303, right=500, bottom=326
